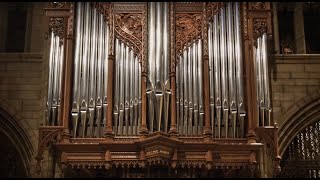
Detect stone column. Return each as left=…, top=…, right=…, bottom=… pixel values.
left=293, top=2, right=306, bottom=54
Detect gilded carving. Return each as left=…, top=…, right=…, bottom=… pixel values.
left=49, top=17, right=65, bottom=45
left=249, top=2, right=267, bottom=10
left=50, top=2, right=67, bottom=8
left=114, top=13, right=143, bottom=60
left=175, top=13, right=202, bottom=58
left=253, top=18, right=267, bottom=41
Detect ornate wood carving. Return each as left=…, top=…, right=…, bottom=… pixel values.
left=51, top=2, right=67, bottom=8
left=253, top=18, right=267, bottom=42
left=243, top=2, right=248, bottom=37
left=170, top=2, right=176, bottom=74
left=202, top=2, right=208, bottom=57
left=113, top=3, right=144, bottom=13
left=114, top=13, right=143, bottom=60
left=49, top=17, right=65, bottom=45
left=249, top=2, right=267, bottom=10
left=175, top=3, right=203, bottom=13
left=207, top=2, right=223, bottom=21
left=141, top=2, right=147, bottom=74
left=67, top=2, right=74, bottom=40
left=175, top=13, right=202, bottom=58
left=91, top=2, right=110, bottom=20
left=35, top=127, right=63, bottom=174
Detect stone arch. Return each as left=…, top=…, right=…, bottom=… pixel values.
left=278, top=89, right=320, bottom=156
left=0, top=99, right=35, bottom=176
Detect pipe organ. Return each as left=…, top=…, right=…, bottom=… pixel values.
left=40, top=2, right=279, bottom=178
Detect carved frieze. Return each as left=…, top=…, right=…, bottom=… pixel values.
left=49, top=17, right=65, bottom=45
left=175, top=13, right=202, bottom=58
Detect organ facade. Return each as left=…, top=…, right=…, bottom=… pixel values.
left=37, top=2, right=279, bottom=178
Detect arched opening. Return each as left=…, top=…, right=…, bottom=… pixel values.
left=279, top=120, right=320, bottom=178
left=0, top=107, right=33, bottom=177
left=0, top=131, right=27, bottom=177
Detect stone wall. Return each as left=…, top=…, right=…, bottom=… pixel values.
left=270, top=54, right=320, bottom=126
left=0, top=53, right=43, bottom=177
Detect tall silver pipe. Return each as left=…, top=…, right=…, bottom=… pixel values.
left=163, top=2, right=170, bottom=133
left=114, top=39, right=120, bottom=135
left=226, top=2, right=237, bottom=138
left=155, top=2, right=162, bottom=89
left=262, top=33, right=270, bottom=126
left=208, top=24, right=215, bottom=136
left=154, top=2, right=164, bottom=132
left=118, top=42, right=125, bottom=136
left=176, top=62, right=180, bottom=134
left=124, top=46, right=130, bottom=136
left=188, top=46, right=193, bottom=136
left=234, top=2, right=245, bottom=137
left=95, top=13, right=103, bottom=137
left=179, top=56, right=184, bottom=135
left=253, top=46, right=260, bottom=127
left=193, top=42, right=198, bottom=136
left=88, top=7, right=98, bottom=137
left=103, top=20, right=109, bottom=136
left=257, top=37, right=264, bottom=126
left=133, top=56, right=139, bottom=135
left=79, top=3, right=91, bottom=137
left=138, top=57, right=142, bottom=134
left=51, top=36, right=60, bottom=126
left=163, top=2, right=169, bottom=85
left=183, top=50, right=188, bottom=136
left=71, top=2, right=83, bottom=136
left=213, top=14, right=221, bottom=138
left=220, top=7, right=229, bottom=138
left=198, top=39, right=204, bottom=136
left=148, top=2, right=156, bottom=90
left=129, top=50, right=135, bottom=136
left=47, top=31, right=55, bottom=126
left=57, top=43, right=64, bottom=126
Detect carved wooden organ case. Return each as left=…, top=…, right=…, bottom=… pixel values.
left=37, top=2, right=281, bottom=178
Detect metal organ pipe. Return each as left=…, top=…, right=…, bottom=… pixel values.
left=234, top=2, right=245, bottom=138
left=255, top=33, right=271, bottom=127
left=147, top=2, right=170, bottom=133
left=207, top=2, right=246, bottom=138
left=70, top=2, right=109, bottom=138
left=46, top=19, right=65, bottom=127
left=176, top=40, right=203, bottom=137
